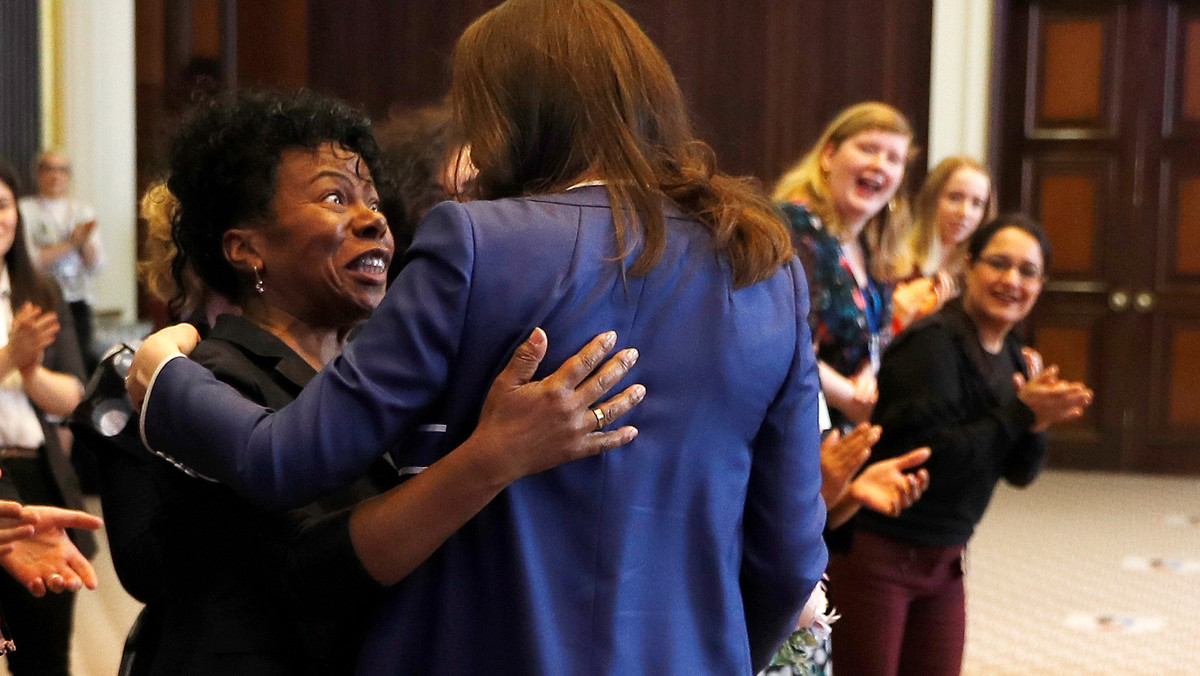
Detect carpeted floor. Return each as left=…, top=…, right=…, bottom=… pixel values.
left=12, top=471, right=1200, bottom=675
left=963, top=470, right=1200, bottom=675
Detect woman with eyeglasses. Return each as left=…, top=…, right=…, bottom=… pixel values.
left=824, top=214, right=1093, bottom=676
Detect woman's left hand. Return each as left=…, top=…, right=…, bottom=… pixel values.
left=0, top=506, right=101, bottom=597
left=1014, top=364, right=1093, bottom=432
left=465, top=328, right=645, bottom=487
left=126, top=323, right=202, bottom=410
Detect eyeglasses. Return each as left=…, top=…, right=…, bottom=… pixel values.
left=977, top=254, right=1045, bottom=282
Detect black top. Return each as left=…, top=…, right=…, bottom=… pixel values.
left=84, top=315, right=398, bottom=675
left=855, top=299, right=1047, bottom=547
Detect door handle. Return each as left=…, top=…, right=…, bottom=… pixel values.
left=1108, top=289, right=1130, bottom=312
left=1134, top=291, right=1156, bottom=312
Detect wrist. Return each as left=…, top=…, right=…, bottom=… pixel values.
left=453, top=434, right=515, bottom=493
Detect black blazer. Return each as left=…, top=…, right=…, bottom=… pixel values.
left=83, top=315, right=395, bottom=676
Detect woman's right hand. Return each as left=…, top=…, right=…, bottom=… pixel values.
left=819, top=423, right=881, bottom=507
left=7, top=303, right=59, bottom=374
left=126, top=323, right=202, bottom=410
left=464, top=328, right=645, bottom=487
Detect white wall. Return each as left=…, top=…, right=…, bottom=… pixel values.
left=49, top=0, right=138, bottom=323
left=928, top=0, right=994, bottom=168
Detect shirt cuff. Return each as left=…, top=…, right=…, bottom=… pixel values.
left=138, top=353, right=218, bottom=482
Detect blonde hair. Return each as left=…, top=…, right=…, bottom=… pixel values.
left=894, top=156, right=996, bottom=279
left=137, top=181, right=181, bottom=303
left=772, top=102, right=916, bottom=280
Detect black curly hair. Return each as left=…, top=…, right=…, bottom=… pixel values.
left=165, top=89, right=390, bottom=303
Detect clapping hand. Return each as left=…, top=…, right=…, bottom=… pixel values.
left=7, top=303, right=59, bottom=375
left=67, top=220, right=96, bottom=249
left=819, top=423, right=881, bottom=507
left=1013, top=348, right=1093, bottom=432
left=849, top=447, right=932, bottom=517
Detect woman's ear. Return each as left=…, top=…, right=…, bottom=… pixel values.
left=222, top=228, right=263, bottom=274
left=819, top=142, right=836, bottom=174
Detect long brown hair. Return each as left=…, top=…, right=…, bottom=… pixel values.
left=772, top=102, right=916, bottom=280
left=449, top=0, right=791, bottom=288
left=0, top=162, right=61, bottom=312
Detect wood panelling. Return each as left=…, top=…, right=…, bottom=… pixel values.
left=0, top=0, right=41, bottom=189
left=302, top=0, right=933, bottom=184
left=1167, top=327, right=1200, bottom=426
left=238, top=0, right=306, bottom=88
left=1039, top=19, right=1106, bottom=121
left=1035, top=326, right=1091, bottom=384
left=1038, top=173, right=1097, bottom=273
left=1183, top=19, right=1200, bottom=121
left=1174, top=174, right=1200, bottom=274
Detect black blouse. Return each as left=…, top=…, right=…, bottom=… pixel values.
left=855, top=299, right=1047, bottom=547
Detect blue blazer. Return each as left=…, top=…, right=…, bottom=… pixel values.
left=141, top=186, right=827, bottom=675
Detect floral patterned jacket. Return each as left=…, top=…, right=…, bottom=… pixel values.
left=780, top=202, right=893, bottom=378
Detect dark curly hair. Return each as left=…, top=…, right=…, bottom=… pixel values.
left=165, top=89, right=388, bottom=303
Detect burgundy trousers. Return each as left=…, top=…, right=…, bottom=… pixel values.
left=826, top=529, right=967, bottom=676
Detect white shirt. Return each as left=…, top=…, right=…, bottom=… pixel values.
left=0, top=268, right=47, bottom=449
left=16, top=196, right=104, bottom=304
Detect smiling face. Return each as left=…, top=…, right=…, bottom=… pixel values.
left=820, top=128, right=910, bottom=234
left=962, top=226, right=1045, bottom=337
left=247, top=142, right=394, bottom=329
left=0, top=179, right=17, bottom=258
left=935, top=167, right=991, bottom=247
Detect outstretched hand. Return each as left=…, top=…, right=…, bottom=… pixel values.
left=465, top=328, right=645, bottom=487
left=0, top=505, right=101, bottom=597
left=126, top=323, right=202, bottom=410
left=849, top=447, right=931, bottom=517
left=819, top=423, right=881, bottom=507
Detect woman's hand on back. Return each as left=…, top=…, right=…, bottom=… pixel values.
left=464, top=328, right=645, bottom=487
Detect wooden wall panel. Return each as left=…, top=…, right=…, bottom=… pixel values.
left=303, top=0, right=933, bottom=185
left=0, top=0, right=42, bottom=190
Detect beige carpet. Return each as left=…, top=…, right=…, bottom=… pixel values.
left=963, top=470, right=1200, bottom=675
left=9, top=472, right=1200, bottom=675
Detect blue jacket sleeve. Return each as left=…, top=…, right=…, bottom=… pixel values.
left=140, top=202, right=476, bottom=508
left=740, top=259, right=828, bottom=671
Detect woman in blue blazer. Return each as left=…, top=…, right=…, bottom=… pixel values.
left=128, top=0, right=827, bottom=673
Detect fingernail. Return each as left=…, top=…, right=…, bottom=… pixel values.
left=601, top=331, right=616, bottom=349
left=632, top=384, right=646, bottom=401
left=528, top=328, right=546, bottom=347
left=623, top=348, right=639, bottom=367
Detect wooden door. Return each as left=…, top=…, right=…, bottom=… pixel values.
left=996, top=0, right=1200, bottom=473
